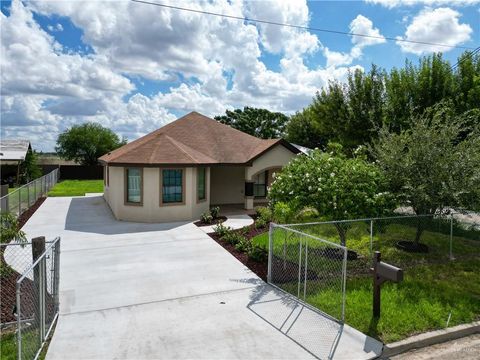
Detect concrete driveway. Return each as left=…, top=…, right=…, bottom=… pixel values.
left=20, top=195, right=381, bottom=359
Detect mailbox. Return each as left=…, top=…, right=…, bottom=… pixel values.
left=371, top=251, right=403, bottom=317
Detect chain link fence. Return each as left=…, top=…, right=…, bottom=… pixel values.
left=17, top=237, right=60, bottom=360
left=268, top=223, right=347, bottom=324
left=271, top=213, right=480, bottom=342
left=0, top=168, right=59, bottom=218
left=0, top=237, right=61, bottom=360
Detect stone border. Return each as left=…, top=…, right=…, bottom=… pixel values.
left=382, top=321, right=480, bottom=357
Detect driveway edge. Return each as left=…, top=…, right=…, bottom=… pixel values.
left=381, top=321, right=480, bottom=357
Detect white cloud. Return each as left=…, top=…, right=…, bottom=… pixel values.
left=2, top=0, right=365, bottom=151
left=47, top=23, right=63, bottom=32
left=323, top=15, right=385, bottom=68
left=396, top=7, right=472, bottom=55
left=366, top=0, right=480, bottom=8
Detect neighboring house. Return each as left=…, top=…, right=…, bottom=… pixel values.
left=0, top=139, right=31, bottom=186
left=99, top=112, right=300, bottom=222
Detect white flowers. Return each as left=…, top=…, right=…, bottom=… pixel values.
left=330, top=172, right=335, bottom=177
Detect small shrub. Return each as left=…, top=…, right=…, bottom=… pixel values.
left=273, top=202, right=295, bottom=224
left=210, top=206, right=220, bottom=219
left=214, top=223, right=232, bottom=238
left=297, top=207, right=319, bottom=221
left=255, top=206, right=272, bottom=222
left=247, top=245, right=267, bottom=262
left=235, top=237, right=250, bottom=252
left=255, top=218, right=267, bottom=229
left=201, top=211, right=213, bottom=224
left=224, top=232, right=244, bottom=245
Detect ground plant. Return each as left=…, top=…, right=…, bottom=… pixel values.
left=48, top=180, right=104, bottom=197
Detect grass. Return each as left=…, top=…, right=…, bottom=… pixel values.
left=251, top=220, right=480, bottom=343
left=48, top=180, right=103, bottom=197
left=0, top=332, right=16, bottom=360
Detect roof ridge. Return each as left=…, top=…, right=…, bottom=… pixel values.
left=165, top=135, right=217, bottom=163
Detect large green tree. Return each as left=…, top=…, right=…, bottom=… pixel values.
left=214, top=107, right=288, bottom=139
left=372, top=103, right=480, bottom=243
left=291, top=51, right=480, bottom=151
left=285, top=108, right=325, bottom=149
left=56, top=123, right=127, bottom=165
left=268, top=147, right=395, bottom=245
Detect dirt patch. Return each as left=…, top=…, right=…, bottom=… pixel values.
left=18, top=196, right=46, bottom=229
left=193, top=216, right=228, bottom=227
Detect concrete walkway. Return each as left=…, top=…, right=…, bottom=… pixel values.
left=199, top=214, right=254, bottom=233
left=17, top=196, right=381, bottom=359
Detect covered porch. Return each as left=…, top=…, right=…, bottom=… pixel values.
left=209, top=165, right=280, bottom=212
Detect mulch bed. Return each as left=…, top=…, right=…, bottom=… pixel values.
left=193, top=216, right=228, bottom=227
left=208, top=222, right=270, bottom=281
left=18, top=196, right=46, bottom=229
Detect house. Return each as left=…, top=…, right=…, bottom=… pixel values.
left=99, top=112, right=300, bottom=222
left=0, top=139, right=32, bottom=186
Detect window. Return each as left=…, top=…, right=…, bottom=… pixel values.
left=253, top=170, right=268, bottom=198
left=197, top=167, right=206, bottom=201
left=126, top=168, right=142, bottom=204
left=162, top=169, right=184, bottom=204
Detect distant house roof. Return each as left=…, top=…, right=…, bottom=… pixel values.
left=99, top=112, right=299, bottom=166
left=0, top=139, right=31, bottom=161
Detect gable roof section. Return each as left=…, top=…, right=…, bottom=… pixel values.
left=0, top=139, right=31, bottom=161
left=99, top=112, right=299, bottom=166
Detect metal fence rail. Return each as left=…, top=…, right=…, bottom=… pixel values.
left=0, top=169, right=59, bottom=217
left=16, top=237, right=61, bottom=360
left=268, top=223, right=347, bottom=324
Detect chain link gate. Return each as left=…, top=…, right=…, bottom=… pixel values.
left=267, top=223, right=347, bottom=324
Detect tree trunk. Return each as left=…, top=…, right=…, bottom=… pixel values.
left=335, top=223, right=347, bottom=247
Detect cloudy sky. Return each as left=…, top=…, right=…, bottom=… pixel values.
left=1, top=0, right=479, bottom=151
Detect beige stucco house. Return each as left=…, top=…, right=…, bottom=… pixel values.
left=99, top=112, right=300, bottom=222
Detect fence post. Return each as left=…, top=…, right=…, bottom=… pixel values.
left=267, top=223, right=273, bottom=283
left=303, top=242, right=308, bottom=301
left=53, top=239, right=61, bottom=313
left=370, top=219, right=374, bottom=254
left=18, top=188, right=21, bottom=215
left=297, top=237, right=303, bottom=298
left=449, top=214, right=454, bottom=260
left=32, top=236, right=46, bottom=342
left=16, top=282, right=22, bottom=360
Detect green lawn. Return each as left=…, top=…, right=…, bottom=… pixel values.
left=0, top=332, right=16, bottom=360
left=48, top=180, right=104, bottom=197
left=252, top=220, right=480, bottom=343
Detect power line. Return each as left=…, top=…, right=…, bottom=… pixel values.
left=451, top=46, right=480, bottom=71
left=131, top=0, right=475, bottom=51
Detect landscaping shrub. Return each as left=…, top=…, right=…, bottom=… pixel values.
left=255, top=206, right=272, bottom=222
left=235, top=237, right=250, bottom=252
left=255, top=218, right=267, bottom=229
left=201, top=211, right=213, bottom=224
left=272, top=202, right=296, bottom=224
left=213, top=223, right=232, bottom=238
left=247, top=244, right=267, bottom=262
left=210, top=206, right=220, bottom=219
left=223, top=231, right=244, bottom=245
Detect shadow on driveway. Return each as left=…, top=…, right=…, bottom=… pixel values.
left=64, top=196, right=189, bottom=235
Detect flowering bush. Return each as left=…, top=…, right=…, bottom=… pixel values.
left=268, top=149, right=396, bottom=245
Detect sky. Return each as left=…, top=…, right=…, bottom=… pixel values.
left=1, top=0, right=479, bottom=152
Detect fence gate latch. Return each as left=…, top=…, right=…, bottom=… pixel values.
left=370, top=251, right=403, bottom=318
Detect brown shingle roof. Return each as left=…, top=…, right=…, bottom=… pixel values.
left=99, top=112, right=298, bottom=166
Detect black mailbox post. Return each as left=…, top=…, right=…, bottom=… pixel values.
left=371, top=251, right=403, bottom=317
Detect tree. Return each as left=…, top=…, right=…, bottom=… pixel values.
left=372, top=103, right=480, bottom=245
left=214, top=107, right=288, bottom=139
left=19, top=149, right=42, bottom=184
left=56, top=123, right=127, bottom=165
left=268, top=147, right=395, bottom=246
left=1, top=213, right=26, bottom=274
left=285, top=108, right=325, bottom=149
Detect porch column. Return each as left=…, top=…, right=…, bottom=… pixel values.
left=244, top=180, right=254, bottom=210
